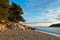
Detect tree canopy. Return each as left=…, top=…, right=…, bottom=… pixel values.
left=8, top=2, right=25, bottom=23
left=0, top=0, right=10, bottom=20
left=0, top=0, right=25, bottom=23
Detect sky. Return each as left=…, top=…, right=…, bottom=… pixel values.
left=10, top=0, right=60, bottom=26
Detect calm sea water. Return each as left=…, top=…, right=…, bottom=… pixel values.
left=32, top=26, right=60, bottom=35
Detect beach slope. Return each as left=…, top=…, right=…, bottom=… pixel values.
left=0, top=29, right=60, bottom=40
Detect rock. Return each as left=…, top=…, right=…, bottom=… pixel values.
left=21, top=25, right=36, bottom=30
left=0, top=22, right=35, bottom=32
left=17, top=24, right=25, bottom=30
left=0, top=24, right=7, bottom=32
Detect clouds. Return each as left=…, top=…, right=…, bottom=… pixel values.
left=10, top=0, right=60, bottom=26
left=46, top=8, right=60, bottom=19
left=24, top=7, right=60, bottom=26
left=42, top=8, right=60, bottom=23
left=24, top=7, right=60, bottom=23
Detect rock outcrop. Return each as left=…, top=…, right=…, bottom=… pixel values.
left=0, top=24, right=7, bottom=32
left=0, top=22, right=35, bottom=32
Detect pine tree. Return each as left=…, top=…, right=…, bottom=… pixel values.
left=0, top=0, right=25, bottom=23
left=8, top=2, right=25, bottom=23
left=0, top=0, right=10, bottom=20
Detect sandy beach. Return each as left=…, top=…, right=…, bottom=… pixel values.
left=0, top=29, right=60, bottom=40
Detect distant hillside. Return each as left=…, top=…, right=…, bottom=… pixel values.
left=49, top=23, right=60, bottom=27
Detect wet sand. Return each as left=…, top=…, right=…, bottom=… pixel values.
left=0, top=29, right=60, bottom=40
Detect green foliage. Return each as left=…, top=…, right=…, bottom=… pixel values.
left=0, top=0, right=10, bottom=20
left=9, top=2, right=23, bottom=15
left=8, top=2, right=25, bottom=22
left=0, top=0, right=25, bottom=23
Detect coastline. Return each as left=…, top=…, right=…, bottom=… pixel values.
left=0, top=23, right=60, bottom=40
left=35, top=30, right=60, bottom=37
left=31, top=26, right=60, bottom=37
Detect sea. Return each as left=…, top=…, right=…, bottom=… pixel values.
left=32, top=26, right=60, bottom=37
